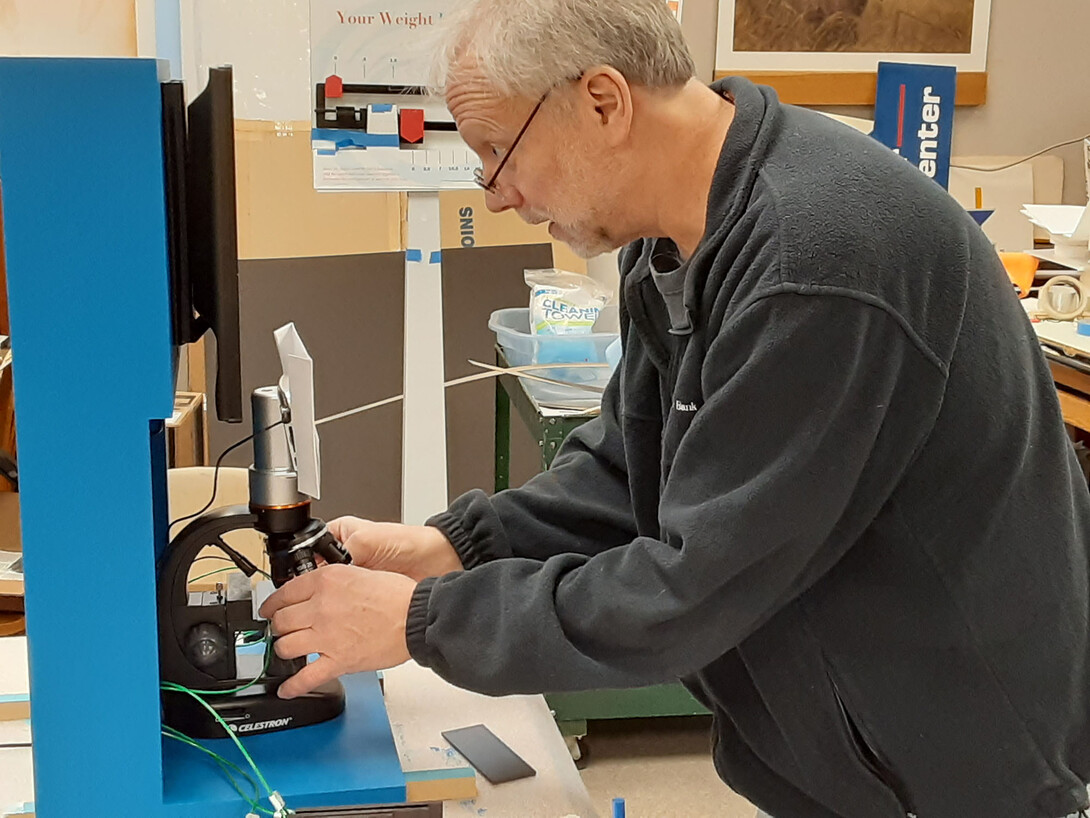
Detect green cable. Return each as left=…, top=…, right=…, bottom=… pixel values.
left=190, top=566, right=236, bottom=583
left=162, top=728, right=260, bottom=805
left=161, top=728, right=275, bottom=815
left=160, top=680, right=274, bottom=796
left=189, top=565, right=273, bottom=584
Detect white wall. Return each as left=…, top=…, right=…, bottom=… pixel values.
left=586, top=250, right=622, bottom=300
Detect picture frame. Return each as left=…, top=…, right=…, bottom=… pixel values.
left=715, top=0, right=992, bottom=105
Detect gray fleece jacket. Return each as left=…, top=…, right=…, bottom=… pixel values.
left=408, top=77, right=1090, bottom=818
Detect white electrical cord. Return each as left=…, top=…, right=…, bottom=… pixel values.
left=314, top=361, right=608, bottom=427
left=951, top=133, right=1090, bottom=173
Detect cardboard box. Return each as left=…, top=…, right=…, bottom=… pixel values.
left=166, top=392, right=207, bottom=468
left=0, top=493, right=19, bottom=554
left=436, top=189, right=588, bottom=273
left=234, top=120, right=403, bottom=261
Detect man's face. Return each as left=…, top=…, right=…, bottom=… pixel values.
left=446, top=73, right=624, bottom=258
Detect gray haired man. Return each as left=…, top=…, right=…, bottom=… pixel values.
left=260, top=2, right=1090, bottom=816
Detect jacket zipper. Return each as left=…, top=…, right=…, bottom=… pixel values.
left=828, top=674, right=918, bottom=818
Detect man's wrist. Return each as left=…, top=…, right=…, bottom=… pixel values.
left=418, top=524, right=464, bottom=576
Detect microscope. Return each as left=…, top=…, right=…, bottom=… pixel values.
left=158, top=385, right=352, bottom=739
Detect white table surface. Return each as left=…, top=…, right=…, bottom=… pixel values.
left=1026, top=297, right=1090, bottom=359
left=384, top=661, right=597, bottom=818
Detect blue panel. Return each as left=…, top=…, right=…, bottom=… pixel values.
left=0, top=57, right=174, bottom=817
left=0, top=57, right=408, bottom=818
left=872, top=62, right=957, bottom=190
left=162, top=673, right=406, bottom=816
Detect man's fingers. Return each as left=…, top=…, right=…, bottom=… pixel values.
left=258, top=571, right=317, bottom=619
left=272, top=628, right=318, bottom=661
left=278, top=655, right=340, bottom=700
left=269, top=599, right=316, bottom=637
left=327, top=516, right=370, bottom=543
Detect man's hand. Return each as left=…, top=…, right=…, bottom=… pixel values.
left=327, top=517, right=463, bottom=581
left=258, top=564, right=417, bottom=699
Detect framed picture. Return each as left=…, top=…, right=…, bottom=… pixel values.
left=716, top=0, right=992, bottom=103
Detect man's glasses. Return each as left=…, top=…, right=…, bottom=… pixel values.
left=473, top=92, right=549, bottom=194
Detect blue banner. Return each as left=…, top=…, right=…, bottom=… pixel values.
left=872, top=62, right=957, bottom=190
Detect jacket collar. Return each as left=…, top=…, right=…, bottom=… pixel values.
left=621, top=77, right=781, bottom=349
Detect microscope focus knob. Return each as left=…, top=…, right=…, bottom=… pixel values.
left=186, top=622, right=228, bottom=669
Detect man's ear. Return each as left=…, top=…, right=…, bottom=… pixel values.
left=579, top=66, right=632, bottom=145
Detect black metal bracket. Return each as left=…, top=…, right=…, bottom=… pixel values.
left=313, top=83, right=458, bottom=135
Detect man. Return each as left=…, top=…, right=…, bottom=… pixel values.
left=260, top=1, right=1090, bottom=816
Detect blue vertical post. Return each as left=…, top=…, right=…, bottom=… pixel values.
left=0, top=58, right=175, bottom=816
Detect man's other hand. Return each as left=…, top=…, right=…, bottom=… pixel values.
left=258, top=564, right=417, bottom=699
left=327, top=517, right=463, bottom=581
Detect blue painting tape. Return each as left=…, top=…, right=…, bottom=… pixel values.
left=429, top=251, right=442, bottom=264
left=372, top=104, right=394, bottom=113
left=1078, top=319, right=1090, bottom=337
left=406, top=249, right=423, bottom=262
left=311, top=128, right=400, bottom=149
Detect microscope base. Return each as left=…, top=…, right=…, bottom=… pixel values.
left=162, top=677, right=346, bottom=739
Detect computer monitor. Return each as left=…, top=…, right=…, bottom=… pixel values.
left=161, top=66, right=243, bottom=424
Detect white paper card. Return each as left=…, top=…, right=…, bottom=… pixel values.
left=273, top=323, right=321, bottom=499
left=1020, top=204, right=1090, bottom=240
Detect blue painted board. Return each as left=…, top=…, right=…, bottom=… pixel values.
left=0, top=57, right=407, bottom=817
left=162, top=673, right=406, bottom=816
left=0, top=56, right=175, bottom=818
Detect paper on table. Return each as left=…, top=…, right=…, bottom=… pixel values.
left=1020, top=205, right=1090, bottom=240
left=273, top=323, right=321, bottom=500
left=0, top=553, right=20, bottom=580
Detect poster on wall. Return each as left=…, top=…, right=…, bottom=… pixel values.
left=716, top=0, right=992, bottom=74
left=309, top=0, right=479, bottom=191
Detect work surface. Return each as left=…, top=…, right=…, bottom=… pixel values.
left=1026, top=297, right=1090, bottom=358
left=0, top=639, right=597, bottom=818
left=384, top=661, right=597, bottom=817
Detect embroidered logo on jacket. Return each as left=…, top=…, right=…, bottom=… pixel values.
left=675, top=400, right=698, bottom=412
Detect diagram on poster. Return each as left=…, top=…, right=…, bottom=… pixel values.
left=310, top=0, right=478, bottom=191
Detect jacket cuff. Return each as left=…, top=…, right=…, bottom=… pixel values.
left=425, top=489, right=511, bottom=568
left=426, top=510, right=486, bottom=570
left=405, top=576, right=437, bottom=666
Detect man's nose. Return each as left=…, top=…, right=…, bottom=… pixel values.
left=484, top=182, right=522, bottom=214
